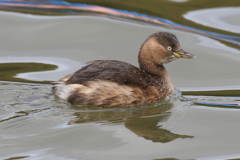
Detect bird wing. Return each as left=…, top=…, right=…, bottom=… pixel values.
left=67, top=60, right=147, bottom=87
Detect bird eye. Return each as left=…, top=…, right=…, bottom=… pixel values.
left=167, top=46, right=172, bottom=51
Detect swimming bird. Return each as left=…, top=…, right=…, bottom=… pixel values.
left=52, top=32, right=195, bottom=107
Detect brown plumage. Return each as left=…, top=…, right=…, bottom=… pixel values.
left=52, top=32, right=195, bottom=107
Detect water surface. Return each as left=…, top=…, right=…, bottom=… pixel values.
left=0, top=0, right=240, bottom=160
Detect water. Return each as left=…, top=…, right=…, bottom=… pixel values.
left=0, top=0, right=240, bottom=159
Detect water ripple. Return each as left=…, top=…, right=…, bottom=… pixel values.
left=0, top=0, right=239, bottom=46
left=184, top=7, right=240, bottom=34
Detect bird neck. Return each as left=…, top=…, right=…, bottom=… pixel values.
left=138, top=55, right=174, bottom=94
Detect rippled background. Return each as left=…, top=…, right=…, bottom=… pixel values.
left=0, top=0, right=240, bottom=160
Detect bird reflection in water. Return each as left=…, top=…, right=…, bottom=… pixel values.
left=67, top=89, right=193, bottom=143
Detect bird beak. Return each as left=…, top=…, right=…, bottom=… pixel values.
left=173, top=50, right=196, bottom=59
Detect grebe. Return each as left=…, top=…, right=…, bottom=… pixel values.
left=53, top=32, right=195, bottom=107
